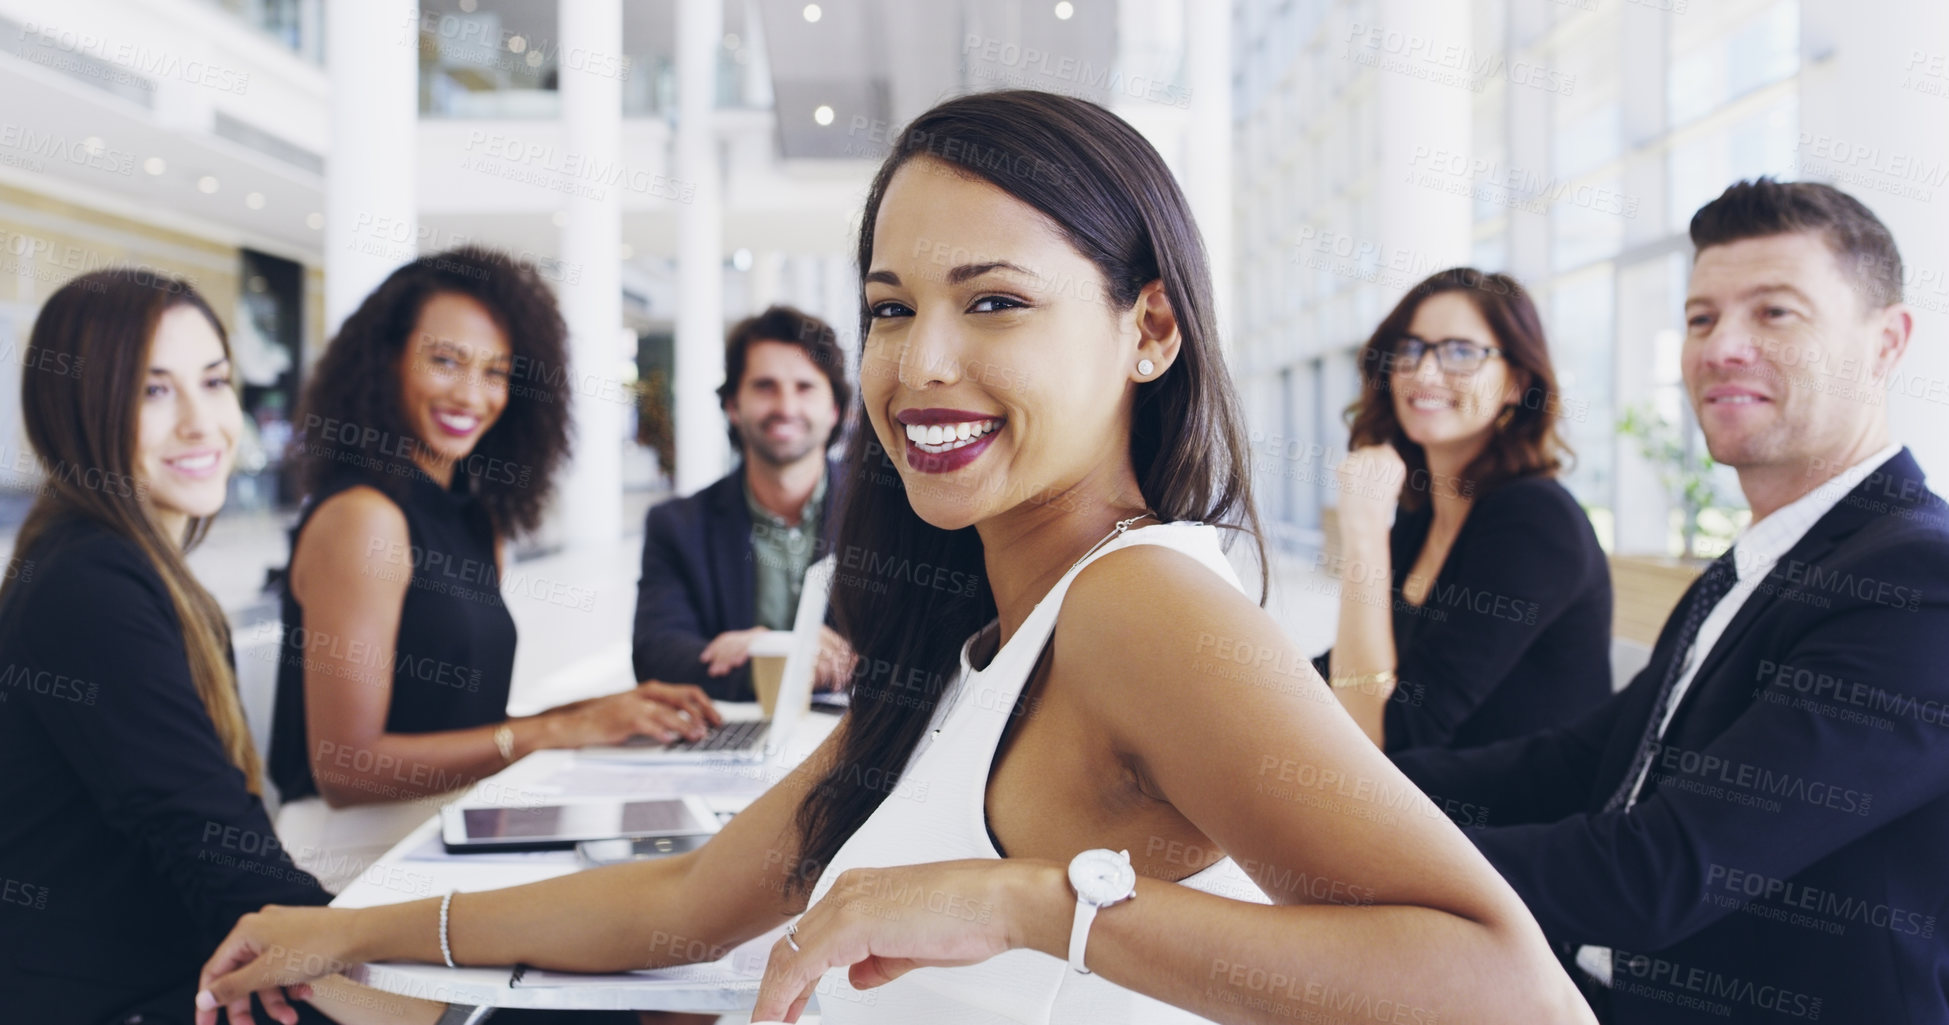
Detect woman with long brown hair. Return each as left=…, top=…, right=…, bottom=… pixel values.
left=1317, top=268, right=1612, bottom=751
left=0, top=270, right=438, bottom=1025
left=197, top=93, right=1592, bottom=1025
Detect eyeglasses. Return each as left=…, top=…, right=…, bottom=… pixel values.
left=1387, top=335, right=1504, bottom=376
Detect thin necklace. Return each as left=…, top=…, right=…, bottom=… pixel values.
left=947, top=510, right=1156, bottom=735
left=1064, top=510, right=1157, bottom=579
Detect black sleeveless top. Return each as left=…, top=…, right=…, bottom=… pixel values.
left=268, top=466, right=517, bottom=801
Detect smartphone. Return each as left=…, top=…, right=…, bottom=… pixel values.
left=575, top=833, right=713, bottom=866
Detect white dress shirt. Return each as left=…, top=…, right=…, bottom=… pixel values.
left=1578, top=442, right=1901, bottom=986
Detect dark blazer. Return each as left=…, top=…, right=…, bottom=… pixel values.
left=632, top=460, right=844, bottom=701
left=0, top=519, right=331, bottom=1025
left=1394, top=450, right=1949, bottom=1024
left=1315, top=475, right=1613, bottom=751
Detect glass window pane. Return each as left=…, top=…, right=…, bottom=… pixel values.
left=1668, top=94, right=1799, bottom=227
left=1549, top=269, right=1616, bottom=506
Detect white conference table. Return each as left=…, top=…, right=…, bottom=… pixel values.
left=331, top=703, right=839, bottom=1014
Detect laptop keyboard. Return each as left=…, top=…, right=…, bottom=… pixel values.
left=654, top=718, right=770, bottom=753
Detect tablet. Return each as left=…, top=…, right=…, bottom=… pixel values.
left=439, top=796, right=719, bottom=853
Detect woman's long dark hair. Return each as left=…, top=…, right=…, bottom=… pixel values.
left=1345, top=267, right=1569, bottom=511
left=1, top=270, right=262, bottom=792
left=293, top=245, right=572, bottom=536
left=788, top=90, right=1264, bottom=892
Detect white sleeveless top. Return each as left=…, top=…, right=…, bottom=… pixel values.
left=808, top=521, right=1269, bottom=1024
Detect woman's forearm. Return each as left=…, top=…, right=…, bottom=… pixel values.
left=1009, top=863, right=1586, bottom=1025
left=303, top=975, right=448, bottom=1025
left=310, top=715, right=566, bottom=807
left=348, top=854, right=731, bottom=973
left=1329, top=527, right=1400, bottom=744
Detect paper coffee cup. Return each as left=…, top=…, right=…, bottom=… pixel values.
left=748, top=632, right=798, bottom=717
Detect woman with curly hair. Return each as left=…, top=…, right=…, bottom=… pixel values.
left=267, top=246, right=721, bottom=891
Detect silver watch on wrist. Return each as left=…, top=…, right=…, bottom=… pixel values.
left=1066, top=848, right=1137, bottom=974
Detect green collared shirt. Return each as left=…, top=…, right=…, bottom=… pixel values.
left=745, top=469, right=827, bottom=630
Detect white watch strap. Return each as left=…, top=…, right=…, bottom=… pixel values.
left=1068, top=897, right=1100, bottom=974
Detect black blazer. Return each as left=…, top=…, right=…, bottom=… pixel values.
left=1316, top=475, right=1613, bottom=751
left=0, top=519, right=330, bottom=1025
left=1394, top=450, right=1949, bottom=1024
left=632, top=460, right=844, bottom=701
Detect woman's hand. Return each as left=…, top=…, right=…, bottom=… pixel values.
left=556, top=681, right=719, bottom=746
left=195, top=905, right=364, bottom=1025
left=1336, top=444, right=1408, bottom=536
left=750, top=859, right=1066, bottom=1022
left=638, top=680, right=724, bottom=728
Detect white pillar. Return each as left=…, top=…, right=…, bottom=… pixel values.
left=325, top=0, right=418, bottom=335
left=751, top=249, right=784, bottom=312
left=1183, top=0, right=1232, bottom=346
left=555, top=0, right=626, bottom=551
left=1372, top=0, right=1472, bottom=287
left=675, top=0, right=726, bottom=496
left=822, top=252, right=856, bottom=348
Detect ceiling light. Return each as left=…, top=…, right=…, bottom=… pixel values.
left=306, top=212, right=324, bottom=230
left=813, top=104, right=834, bottom=126
left=802, top=4, right=822, bottom=23
left=551, top=210, right=568, bottom=228
left=245, top=192, right=266, bottom=210
left=723, top=33, right=741, bottom=49
left=197, top=176, right=219, bottom=194
left=619, top=243, right=634, bottom=260
left=1055, top=1, right=1075, bottom=19
left=143, top=156, right=166, bottom=175
left=508, top=35, right=527, bottom=54
left=732, top=248, right=753, bottom=271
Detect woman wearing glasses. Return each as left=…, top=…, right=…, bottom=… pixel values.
left=1317, top=268, right=1612, bottom=752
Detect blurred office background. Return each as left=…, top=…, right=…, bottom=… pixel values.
left=0, top=0, right=1945, bottom=708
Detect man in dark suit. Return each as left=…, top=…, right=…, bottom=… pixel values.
left=632, top=305, right=855, bottom=702
left=1393, top=179, right=1949, bottom=1023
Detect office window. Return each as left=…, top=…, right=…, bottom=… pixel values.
left=1553, top=101, right=1621, bottom=182
left=1668, top=94, right=1798, bottom=229
left=1472, top=230, right=1508, bottom=273
left=1549, top=269, right=1616, bottom=509
left=1669, top=0, right=1799, bottom=127
left=1553, top=173, right=1627, bottom=272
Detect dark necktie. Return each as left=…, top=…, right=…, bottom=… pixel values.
left=1604, top=549, right=1742, bottom=813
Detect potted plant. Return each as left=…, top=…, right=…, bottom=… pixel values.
left=1606, top=402, right=1745, bottom=645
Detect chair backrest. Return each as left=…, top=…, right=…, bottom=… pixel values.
left=228, top=603, right=285, bottom=813
left=1610, top=636, right=1652, bottom=692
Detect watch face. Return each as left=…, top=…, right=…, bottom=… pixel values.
left=1069, top=849, right=1137, bottom=906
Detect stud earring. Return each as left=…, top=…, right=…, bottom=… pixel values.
left=1137, top=358, right=1155, bottom=376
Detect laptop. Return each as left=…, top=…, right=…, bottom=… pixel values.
left=579, top=554, right=834, bottom=765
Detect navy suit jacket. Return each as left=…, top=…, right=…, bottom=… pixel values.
left=1395, top=449, right=1949, bottom=1024
left=631, top=460, right=844, bottom=701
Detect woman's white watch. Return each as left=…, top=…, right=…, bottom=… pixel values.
left=1066, top=848, right=1138, bottom=974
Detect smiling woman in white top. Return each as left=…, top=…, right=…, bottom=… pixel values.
left=195, top=90, right=1594, bottom=1025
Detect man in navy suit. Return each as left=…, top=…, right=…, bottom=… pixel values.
left=632, top=305, right=855, bottom=702
left=1394, top=179, right=1949, bottom=1023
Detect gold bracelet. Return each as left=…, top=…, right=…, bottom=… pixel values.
left=1329, top=669, right=1398, bottom=691
left=492, top=723, right=516, bottom=763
